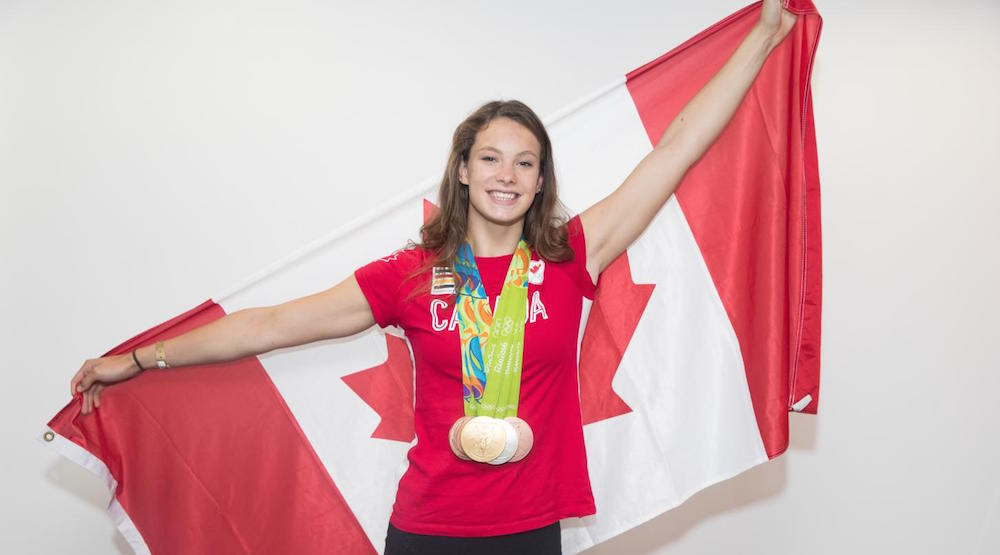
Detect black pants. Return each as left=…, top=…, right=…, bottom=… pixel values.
left=384, top=520, right=561, bottom=555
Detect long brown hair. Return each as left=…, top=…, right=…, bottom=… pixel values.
left=406, top=100, right=573, bottom=299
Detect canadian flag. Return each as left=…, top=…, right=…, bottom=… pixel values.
left=40, top=1, right=822, bottom=553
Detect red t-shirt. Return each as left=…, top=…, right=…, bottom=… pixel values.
left=353, top=215, right=598, bottom=537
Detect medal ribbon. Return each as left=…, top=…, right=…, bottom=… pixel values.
left=454, top=239, right=530, bottom=418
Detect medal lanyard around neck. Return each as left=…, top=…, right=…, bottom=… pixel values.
left=454, top=239, right=530, bottom=419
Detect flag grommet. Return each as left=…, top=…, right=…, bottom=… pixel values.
left=43, top=431, right=54, bottom=442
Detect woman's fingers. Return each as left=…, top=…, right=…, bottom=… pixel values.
left=74, top=357, right=112, bottom=396
left=73, top=356, right=129, bottom=414
left=71, top=360, right=91, bottom=397
left=80, top=365, right=96, bottom=392
left=86, top=385, right=100, bottom=414
left=79, top=383, right=109, bottom=415
left=72, top=362, right=96, bottom=395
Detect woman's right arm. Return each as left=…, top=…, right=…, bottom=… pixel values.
left=71, top=273, right=375, bottom=414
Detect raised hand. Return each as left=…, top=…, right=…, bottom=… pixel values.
left=758, top=0, right=798, bottom=48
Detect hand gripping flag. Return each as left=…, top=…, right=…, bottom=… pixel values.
left=40, top=1, right=823, bottom=552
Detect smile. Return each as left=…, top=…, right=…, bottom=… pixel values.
left=488, top=190, right=520, bottom=203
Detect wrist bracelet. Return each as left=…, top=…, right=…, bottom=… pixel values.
left=154, top=340, right=170, bottom=369
left=131, top=349, right=147, bottom=372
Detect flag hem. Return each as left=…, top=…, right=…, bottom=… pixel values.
left=37, top=426, right=151, bottom=554
left=787, top=7, right=824, bottom=416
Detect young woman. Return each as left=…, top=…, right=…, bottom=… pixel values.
left=70, top=2, right=797, bottom=553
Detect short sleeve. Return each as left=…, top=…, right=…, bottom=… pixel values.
left=353, top=246, right=423, bottom=329
left=565, top=214, right=598, bottom=299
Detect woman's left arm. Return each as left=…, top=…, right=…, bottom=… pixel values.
left=580, top=0, right=797, bottom=282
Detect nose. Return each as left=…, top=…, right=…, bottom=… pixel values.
left=496, top=162, right=517, bottom=185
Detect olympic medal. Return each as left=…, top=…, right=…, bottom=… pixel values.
left=449, top=416, right=473, bottom=460
left=487, top=419, right=519, bottom=465
left=504, top=416, right=534, bottom=463
left=460, top=416, right=507, bottom=463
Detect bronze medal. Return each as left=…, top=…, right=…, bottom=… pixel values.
left=449, top=416, right=473, bottom=460
left=505, top=416, right=533, bottom=463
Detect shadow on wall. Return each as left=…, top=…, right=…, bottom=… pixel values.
left=583, top=413, right=818, bottom=554
left=42, top=456, right=133, bottom=555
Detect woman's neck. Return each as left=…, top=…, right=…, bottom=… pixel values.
left=466, top=216, right=525, bottom=257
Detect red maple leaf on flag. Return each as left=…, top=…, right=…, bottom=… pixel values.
left=341, top=335, right=416, bottom=442
left=579, top=252, right=654, bottom=425
left=345, top=201, right=654, bottom=441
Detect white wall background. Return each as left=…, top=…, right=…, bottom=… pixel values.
left=3, top=0, right=998, bottom=553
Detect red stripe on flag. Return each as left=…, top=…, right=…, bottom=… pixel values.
left=47, top=300, right=375, bottom=553
left=624, top=1, right=823, bottom=458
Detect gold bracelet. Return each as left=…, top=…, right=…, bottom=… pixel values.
left=154, top=340, right=170, bottom=369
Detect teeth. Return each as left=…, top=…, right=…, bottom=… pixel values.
left=490, top=191, right=517, bottom=201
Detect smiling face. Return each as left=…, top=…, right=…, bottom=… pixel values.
left=459, top=117, right=544, bottom=230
